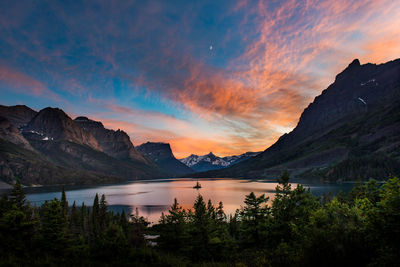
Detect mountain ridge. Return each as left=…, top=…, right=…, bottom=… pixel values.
left=0, top=106, right=163, bottom=186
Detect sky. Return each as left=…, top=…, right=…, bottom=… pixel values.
left=1, top=0, right=400, bottom=158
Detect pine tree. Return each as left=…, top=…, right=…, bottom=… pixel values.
left=120, top=210, right=128, bottom=235
left=158, top=198, right=187, bottom=252
left=80, top=202, right=87, bottom=234
left=191, top=194, right=211, bottom=260
left=99, top=194, right=108, bottom=231
left=10, top=179, right=26, bottom=209
left=61, top=185, right=68, bottom=218
left=40, top=199, right=68, bottom=256
left=216, top=201, right=226, bottom=223
left=240, top=192, right=269, bottom=246
left=70, top=201, right=81, bottom=234
left=91, top=194, right=100, bottom=240
left=207, top=199, right=216, bottom=220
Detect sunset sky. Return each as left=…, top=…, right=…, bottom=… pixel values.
left=1, top=0, right=400, bottom=158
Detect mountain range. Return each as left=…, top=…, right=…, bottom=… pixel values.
left=0, top=106, right=167, bottom=186
left=179, top=152, right=261, bottom=172
left=189, top=58, right=400, bottom=181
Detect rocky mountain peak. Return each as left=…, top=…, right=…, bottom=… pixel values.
left=292, top=58, right=400, bottom=143
left=25, top=107, right=100, bottom=150
left=74, top=116, right=149, bottom=163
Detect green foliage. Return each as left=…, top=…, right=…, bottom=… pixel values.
left=1, top=175, right=400, bottom=266
left=10, top=179, right=26, bottom=209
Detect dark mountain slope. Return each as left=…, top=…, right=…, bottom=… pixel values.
left=191, top=58, right=400, bottom=181
left=26, top=139, right=160, bottom=180
left=0, top=138, right=120, bottom=185
left=136, top=142, right=194, bottom=176
left=0, top=104, right=37, bottom=127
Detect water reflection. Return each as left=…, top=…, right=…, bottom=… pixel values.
left=22, top=178, right=355, bottom=223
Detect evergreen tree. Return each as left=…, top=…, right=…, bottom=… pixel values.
left=70, top=201, right=81, bottom=234
left=61, top=185, right=68, bottom=217
left=190, top=194, right=211, bottom=260
left=39, top=199, right=69, bottom=258
left=99, top=194, right=108, bottom=231
left=10, top=179, right=26, bottom=209
left=158, top=198, right=187, bottom=253
left=216, top=201, right=226, bottom=223
left=207, top=199, right=216, bottom=220
left=240, top=192, right=269, bottom=247
left=90, top=194, right=100, bottom=240
left=80, top=202, right=87, bottom=235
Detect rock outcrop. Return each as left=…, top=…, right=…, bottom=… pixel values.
left=136, top=142, right=194, bottom=176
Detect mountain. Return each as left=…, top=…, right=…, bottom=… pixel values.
left=191, top=58, right=400, bottom=181
left=24, top=107, right=100, bottom=150
left=0, top=104, right=37, bottom=127
left=136, top=142, right=194, bottom=176
left=0, top=105, right=162, bottom=186
left=180, top=151, right=261, bottom=172
left=74, top=116, right=150, bottom=164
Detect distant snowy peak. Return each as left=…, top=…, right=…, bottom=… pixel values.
left=179, top=151, right=261, bottom=172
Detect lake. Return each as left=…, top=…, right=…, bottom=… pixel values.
left=20, top=178, right=355, bottom=223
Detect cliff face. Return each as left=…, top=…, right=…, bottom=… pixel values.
left=136, top=142, right=194, bottom=176
left=192, top=58, right=400, bottom=181
left=292, top=59, right=400, bottom=142
left=25, top=108, right=101, bottom=150
left=74, top=117, right=150, bottom=164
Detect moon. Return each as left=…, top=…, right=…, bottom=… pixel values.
left=209, top=45, right=213, bottom=50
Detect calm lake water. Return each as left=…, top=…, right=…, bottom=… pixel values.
left=20, top=178, right=355, bottom=223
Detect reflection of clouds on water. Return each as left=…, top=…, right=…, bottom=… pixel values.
left=107, top=191, right=151, bottom=197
